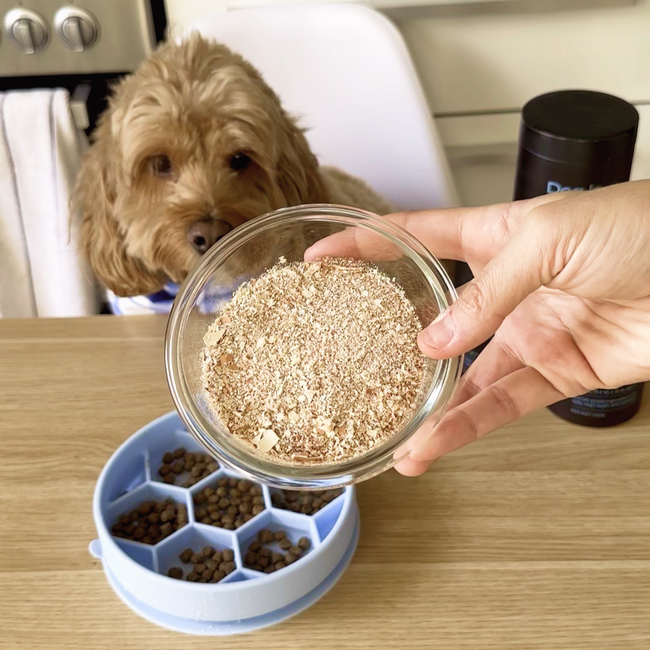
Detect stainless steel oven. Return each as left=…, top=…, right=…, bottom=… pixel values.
left=0, top=0, right=166, bottom=133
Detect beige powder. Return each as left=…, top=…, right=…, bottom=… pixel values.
left=201, top=257, right=426, bottom=464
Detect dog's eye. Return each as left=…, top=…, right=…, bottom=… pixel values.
left=150, top=155, right=173, bottom=177
left=229, top=152, right=251, bottom=172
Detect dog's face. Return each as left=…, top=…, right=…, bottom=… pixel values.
left=73, top=35, right=328, bottom=296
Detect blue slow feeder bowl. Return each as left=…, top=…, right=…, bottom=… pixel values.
left=90, top=412, right=359, bottom=635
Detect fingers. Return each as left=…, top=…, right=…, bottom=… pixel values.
left=446, top=337, right=523, bottom=411
left=394, top=340, right=523, bottom=476
left=395, top=366, right=563, bottom=476
left=305, top=203, right=520, bottom=264
left=418, top=216, right=556, bottom=358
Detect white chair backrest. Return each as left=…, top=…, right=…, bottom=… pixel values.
left=188, top=4, right=458, bottom=210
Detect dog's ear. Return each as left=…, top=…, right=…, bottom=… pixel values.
left=71, top=128, right=166, bottom=298
left=275, top=115, right=329, bottom=206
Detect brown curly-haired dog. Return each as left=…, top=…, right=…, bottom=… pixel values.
left=72, top=34, right=392, bottom=297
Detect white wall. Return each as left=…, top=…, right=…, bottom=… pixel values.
left=164, top=0, right=650, bottom=205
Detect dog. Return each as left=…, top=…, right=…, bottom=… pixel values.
left=72, top=34, right=393, bottom=304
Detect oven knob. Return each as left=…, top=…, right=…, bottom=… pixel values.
left=54, top=7, right=99, bottom=52
left=4, top=8, right=50, bottom=54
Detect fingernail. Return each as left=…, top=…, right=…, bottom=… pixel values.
left=420, top=310, right=454, bottom=349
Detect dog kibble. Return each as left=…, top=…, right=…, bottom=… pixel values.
left=173, top=545, right=234, bottom=584
left=112, top=498, right=188, bottom=544
left=201, top=258, right=426, bottom=464
left=168, top=567, right=183, bottom=580
left=258, top=529, right=274, bottom=544
left=192, top=478, right=265, bottom=529
left=271, top=489, right=343, bottom=516
left=244, top=530, right=311, bottom=573
left=156, top=448, right=219, bottom=486
left=298, top=537, right=311, bottom=551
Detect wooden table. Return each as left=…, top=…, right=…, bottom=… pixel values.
left=1, top=316, right=649, bottom=650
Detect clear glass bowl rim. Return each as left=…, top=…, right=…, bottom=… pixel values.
left=165, top=204, right=462, bottom=489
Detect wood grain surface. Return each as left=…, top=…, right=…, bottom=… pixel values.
left=1, top=316, right=649, bottom=650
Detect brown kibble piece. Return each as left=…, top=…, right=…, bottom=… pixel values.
left=271, top=552, right=284, bottom=564
left=162, top=451, right=175, bottom=464
left=147, top=512, right=160, bottom=524
left=275, top=562, right=285, bottom=570
left=252, top=504, right=265, bottom=516
left=206, top=559, right=219, bottom=571
left=160, top=522, right=173, bottom=537
left=133, top=526, right=146, bottom=540
left=194, top=563, right=206, bottom=574
left=174, top=447, right=186, bottom=458
left=162, top=474, right=176, bottom=485
left=202, top=546, right=215, bottom=558
left=202, top=568, right=214, bottom=580
left=298, top=537, right=310, bottom=550
left=142, top=535, right=153, bottom=544
left=258, top=547, right=271, bottom=558
left=223, top=561, right=236, bottom=574
left=171, top=459, right=185, bottom=474
left=274, top=530, right=287, bottom=541
left=279, top=538, right=291, bottom=550
left=180, top=548, right=193, bottom=564
left=168, top=567, right=183, bottom=580
left=245, top=551, right=257, bottom=565
left=264, top=565, right=276, bottom=574
left=258, top=529, right=274, bottom=544
left=257, top=556, right=270, bottom=568
left=187, top=571, right=199, bottom=582
left=221, top=548, right=234, bottom=562
left=191, top=553, right=204, bottom=564
left=159, top=464, right=172, bottom=476
left=284, top=552, right=298, bottom=565
left=248, top=540, right=261, bottom=552
left=212, top=569, right=226, bottom=582
left=289, top=546, right=302, bottom=556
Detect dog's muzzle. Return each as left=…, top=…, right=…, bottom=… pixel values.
left=187, top=218, right=233, bottom=254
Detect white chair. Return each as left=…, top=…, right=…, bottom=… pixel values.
left=187, top=4, right=458, bottom=211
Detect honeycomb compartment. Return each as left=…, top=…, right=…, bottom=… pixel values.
left=148, top=428, right=219, bottom=488
left=237, top=509, right=318, bottom=573
left=155, top=523, right=241, bottom=584
left=189, top=469, right=268, bottom=532
left=107, top=482, right=191, bottom=546
left=269, top=488, right=344, bottom=516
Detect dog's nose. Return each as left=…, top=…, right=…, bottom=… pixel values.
left=187, top=219, right=232, bottom=254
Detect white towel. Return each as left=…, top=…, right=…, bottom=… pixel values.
left=0, top=89, right=99, bottom=318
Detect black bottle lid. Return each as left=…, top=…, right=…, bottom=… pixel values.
left=519, top=90, right=639, bottom=166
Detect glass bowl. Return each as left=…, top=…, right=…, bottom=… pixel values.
left=165, top=205, right=461, bottom=489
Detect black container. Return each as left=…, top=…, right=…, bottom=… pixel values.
left=514, top=89, right=644, bottom=427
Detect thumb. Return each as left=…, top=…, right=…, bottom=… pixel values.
left=418, top=218, right=554, bottom=358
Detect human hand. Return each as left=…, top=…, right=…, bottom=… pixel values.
left=306, top=181, right=650, bottom=475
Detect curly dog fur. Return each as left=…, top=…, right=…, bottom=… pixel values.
left=72, top=35, right=392, bottom=297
